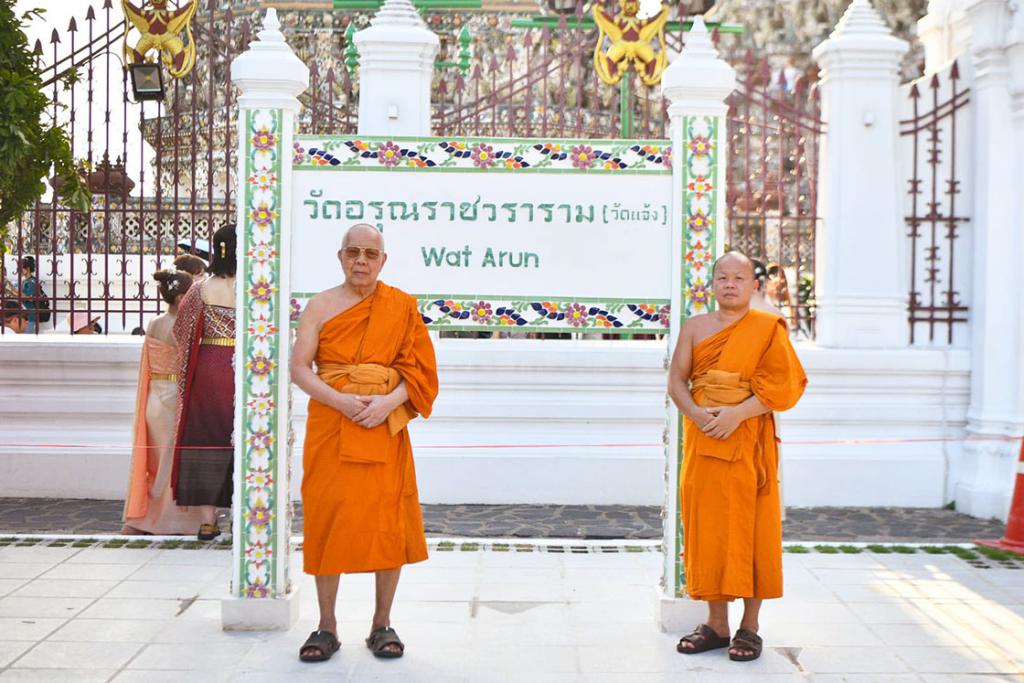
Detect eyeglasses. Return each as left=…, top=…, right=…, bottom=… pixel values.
left=342, top=246, right=383, bottom=261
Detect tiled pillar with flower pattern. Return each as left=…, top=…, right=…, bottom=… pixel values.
left=658, top=17, right=737, bottom=632
left=223, top=8, right=309, bottom=630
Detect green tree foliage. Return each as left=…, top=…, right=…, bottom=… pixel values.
left=0, top=1, right=89, bottom=248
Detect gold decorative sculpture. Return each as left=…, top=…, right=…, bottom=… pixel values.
left=593, top=0, right=669, bottom=86
left=122, top=0, right=199, bottom=79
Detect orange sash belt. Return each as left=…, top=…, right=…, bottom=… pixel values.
left=690, top=369, right=769, bottom=492
left=692, top=369, right=752, bottom=407
left=317, top=362, right=416, bottom=442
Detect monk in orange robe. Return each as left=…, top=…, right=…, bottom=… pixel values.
left=668, top=252, right=806, bottom=662
left=291, top=224, right=438, bottom=662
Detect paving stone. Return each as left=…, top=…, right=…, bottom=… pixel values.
left=0, top=498, right=1008, bottom=541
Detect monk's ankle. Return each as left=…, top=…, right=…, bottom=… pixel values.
left=318, top=619, right=337, bottom=635
left=707, top=621, right=730, bottom=638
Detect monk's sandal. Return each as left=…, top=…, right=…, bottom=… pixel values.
left=729, top=628, right=763, bottom=662
left=298, top=630, right=340, bottom=662
left=677, top=624, right=731, bottom=654
left=366, top=626, right=405, bottom=659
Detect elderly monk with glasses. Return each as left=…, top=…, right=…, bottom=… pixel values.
left=292, top=224, right=439, bottom=662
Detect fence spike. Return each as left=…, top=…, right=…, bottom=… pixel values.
left=102, top=0, right=112, bottom=9
left=506, top=43, right=517, bottom=63
left=86, top=5, right=96, bottom=21
left=929, top=73, right=940, bottom=89
left=225, top=6, right=233, bottom=20
left=33, top=38, right=43, bottom=55
left=50, top=28, right=60, bottom=44
left=68, top=17, right=78, bottom=32
left=524, top=31, right=533, bottom=49
left=909, top=82, right=920, bottom=99
left=950, top=60, right=960, bottom=80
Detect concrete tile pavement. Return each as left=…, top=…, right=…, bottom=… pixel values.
left=0, top=544, right=1021, bottom=681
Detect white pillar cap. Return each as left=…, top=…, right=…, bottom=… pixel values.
left=354, top=0, right=440, bottom=50
left=812, top=0, right=908, bottom=66
left=231, top=9, right=310, bottom=110
left=660, top=17, right=736, bottom=114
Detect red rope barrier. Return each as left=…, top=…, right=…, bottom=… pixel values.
left=0, top=435, right=1021, bottom=450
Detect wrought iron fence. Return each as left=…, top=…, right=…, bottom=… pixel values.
left=900, top=62, right=970, bottom=345
left=723, top=48, right=822, bottom=339
left=2, top=1, right=822, bottom=338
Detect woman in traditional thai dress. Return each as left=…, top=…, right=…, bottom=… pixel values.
left=172, top=225, right=237, bottom=540
left=121, top=269, right=206, bottom=535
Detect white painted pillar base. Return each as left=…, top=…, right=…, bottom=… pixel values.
left=956, top=0, right=1023, bottom=521
left=222, top=587, right=301, bottom=631
left=226, top=8, right=309, bottom=628
left=659, top=17, right=735, bottom=622
left=658, top=592, right=707, bottom=633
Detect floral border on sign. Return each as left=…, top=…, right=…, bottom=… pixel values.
left=292, top=136, right=671, bottom=174
left=238, top=108, right=284, bottom=599
left=288, top=294, right=671, bottom=334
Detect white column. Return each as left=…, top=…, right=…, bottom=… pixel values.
left=1011, top=0, right=1024, bottom=478
left=658, top=17, right=735, bottom=632
left=354, top=0, right=439, bottom=136
left=956, top=0, right=1023, bottom=520
left=811, top=0, right=910, bottom=349
left=223, top=8, right=308, bottom=630
left=918, top=0, right=973, bottom=73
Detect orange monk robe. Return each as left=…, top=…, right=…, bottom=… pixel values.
left=681, top=308, right=807, bottom=602
left=302, top=282, right=439, bottom=575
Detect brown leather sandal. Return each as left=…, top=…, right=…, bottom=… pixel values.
left=729, top=628, right=763, bottom=662
left=299, top=629, right=340, bottom=662
left=677, top=623, right=731, bottom=654
left=197, top=523, right=220, bottom=541
left=366, top=626, right=405, bottom=659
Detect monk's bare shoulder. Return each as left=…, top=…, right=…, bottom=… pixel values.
left=681, top=312, right=713, bottom=340
left=302, top=288, right=344, bottom=329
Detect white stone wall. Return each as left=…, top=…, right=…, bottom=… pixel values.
left=0, top=338, right=969, bottom=510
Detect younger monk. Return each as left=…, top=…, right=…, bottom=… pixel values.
left=668, top=251, right=807, bottom=662
left=292, top=224, right=438, bottom=662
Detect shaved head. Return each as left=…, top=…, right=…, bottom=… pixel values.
left=342, top=223, right=385, bottom=250
left=711, top=251, right=756, bottom=312
left=712, top=251, right=755, bottom=278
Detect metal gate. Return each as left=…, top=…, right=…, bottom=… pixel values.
left=2, top=1, right=821, bottom=337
